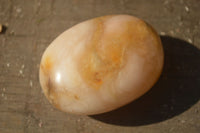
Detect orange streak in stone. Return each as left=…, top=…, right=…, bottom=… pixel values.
left=78, top=17, right=127, bottom=90
left=43, top=56, right=53, bottom=71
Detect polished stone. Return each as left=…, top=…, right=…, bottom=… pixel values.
left=39, top=15, right=164, bottom=115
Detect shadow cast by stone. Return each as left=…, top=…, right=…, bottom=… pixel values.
left=90, top=36, right=200, bottom=126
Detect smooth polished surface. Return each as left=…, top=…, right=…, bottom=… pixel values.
left=1, top=0, right=200, bottom=132
left=39, top=15, right=164, bottom=115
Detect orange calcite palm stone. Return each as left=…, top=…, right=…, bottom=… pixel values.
left=39, top=15, right=164, bottom=115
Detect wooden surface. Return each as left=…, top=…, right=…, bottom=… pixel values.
left=0, top=0, right=200, bottom=132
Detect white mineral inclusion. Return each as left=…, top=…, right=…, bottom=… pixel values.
left=39, top=15, right=164, bottom=115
